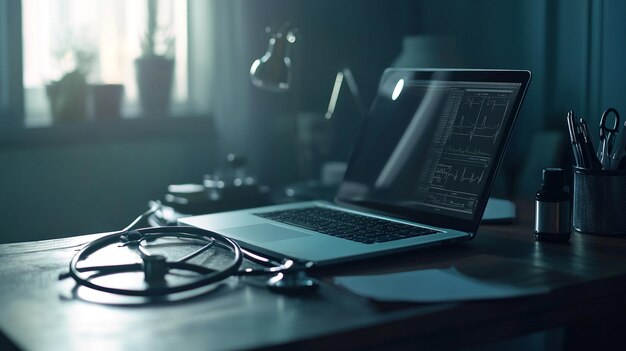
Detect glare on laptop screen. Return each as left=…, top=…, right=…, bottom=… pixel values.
left=337, top=71, right=523, bottom=220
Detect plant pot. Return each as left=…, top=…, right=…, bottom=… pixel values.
left=90, top=84, right=124, bottom=119
left=46, top=70, right=88, bottom=123
left=135, top=56, right=174, bottom=117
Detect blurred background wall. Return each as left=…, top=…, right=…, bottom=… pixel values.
left=1, top=0, right=625, bottom=242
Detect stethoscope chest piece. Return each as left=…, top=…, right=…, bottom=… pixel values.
left=266, top=271, right=318, bottom=294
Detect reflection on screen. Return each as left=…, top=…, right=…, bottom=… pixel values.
left=337, top=72, right=522, bottom=219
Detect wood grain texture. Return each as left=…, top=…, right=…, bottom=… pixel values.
left=2, top=202, right=626, bottom=350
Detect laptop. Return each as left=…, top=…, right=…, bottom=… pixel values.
left=180, top=69, right=531, bottom=265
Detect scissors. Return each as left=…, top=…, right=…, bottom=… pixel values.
left=598, top=108, right=620, bottom=169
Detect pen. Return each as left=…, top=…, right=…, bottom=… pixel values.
left=609, top=121, right=626, bottom=170
left=579, top=119, right=602, bottom=170
left=566, top=111, right=584, bottom=167
left=575, top=123, right=590, bottom=168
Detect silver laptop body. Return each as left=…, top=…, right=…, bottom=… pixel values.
left=180, top=69, right=531, bottom=266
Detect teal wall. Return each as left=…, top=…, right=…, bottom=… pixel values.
left=0, top=122, right=216, bottom=243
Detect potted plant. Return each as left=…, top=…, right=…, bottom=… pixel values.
left=135, top=0, right=175, bottom=117
left=46, top=44, right=95, bottom=123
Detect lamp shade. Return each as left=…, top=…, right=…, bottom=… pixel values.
left=250, top=31, right=295, bottom=92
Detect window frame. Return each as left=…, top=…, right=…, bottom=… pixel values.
left=3, top=0, right=204, bottom=132
left=0, top=1, right=24, bottom=128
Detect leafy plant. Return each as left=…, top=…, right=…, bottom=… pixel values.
left=140, top=0, right=175, bottom=58
left=52, top=32, right=96, bottom=78
left=47, top=32, right=95, bottom=121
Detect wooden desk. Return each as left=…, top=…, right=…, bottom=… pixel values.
left=2, top=203, right=626, bottom=350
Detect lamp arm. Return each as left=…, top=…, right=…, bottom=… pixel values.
left=325, top=68, right=367, bottom=120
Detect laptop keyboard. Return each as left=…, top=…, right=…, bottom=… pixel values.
left=254, top=207, right=440, bottom=244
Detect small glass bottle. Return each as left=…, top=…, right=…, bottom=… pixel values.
left=535, top=168, right=571, bottom=242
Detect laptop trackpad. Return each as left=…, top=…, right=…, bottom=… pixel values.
left=221, top=223, right=312, bottom=243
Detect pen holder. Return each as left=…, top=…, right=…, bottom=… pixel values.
left=573, top=166, right=626, bottom=235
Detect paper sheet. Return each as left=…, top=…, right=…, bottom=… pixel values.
left=334, top=268, right=548, bottom=303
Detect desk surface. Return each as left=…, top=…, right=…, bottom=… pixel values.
left=2, top=203, right=626, bottom=350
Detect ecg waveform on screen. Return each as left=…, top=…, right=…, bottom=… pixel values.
left=431, top=164, right=485, bottom=188
left=415, top=86, right=518, bottom=215
left=452, top=97, right=510, bottom=144
left=446, top=145, right=491, bottom=158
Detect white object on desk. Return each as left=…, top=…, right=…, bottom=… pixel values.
left=335, top=267, right=547, bottom=303
left=482, top=197, right=516, bottom=224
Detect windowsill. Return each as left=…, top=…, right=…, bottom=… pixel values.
left=0, top=115, right=215, bottom=148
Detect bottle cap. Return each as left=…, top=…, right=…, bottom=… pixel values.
left=542, top=168, right=564, bottom=189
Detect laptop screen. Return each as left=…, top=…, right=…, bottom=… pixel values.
left=336, top=69, right=529, bottom=231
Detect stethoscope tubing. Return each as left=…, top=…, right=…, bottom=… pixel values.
left=68, top=226, right=243, bottom=296
left=66, top=226, right=311, bottom=296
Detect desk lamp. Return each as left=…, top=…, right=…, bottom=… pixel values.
left=249, top=25, right=366, bottom=189
left=249, top=26, right=297, bottom=92
left=249, top=26, right=365, bottom=118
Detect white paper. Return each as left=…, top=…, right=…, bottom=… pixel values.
left=334, top=268, right=548, bottom=303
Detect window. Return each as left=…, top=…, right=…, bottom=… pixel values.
left=22, top=0, right=188, bottom=126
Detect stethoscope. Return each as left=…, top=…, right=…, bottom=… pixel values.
left=60, top=204, right=318, bottom=297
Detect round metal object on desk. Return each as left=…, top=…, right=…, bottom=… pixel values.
left=266, top=271, right=318, bottom=294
